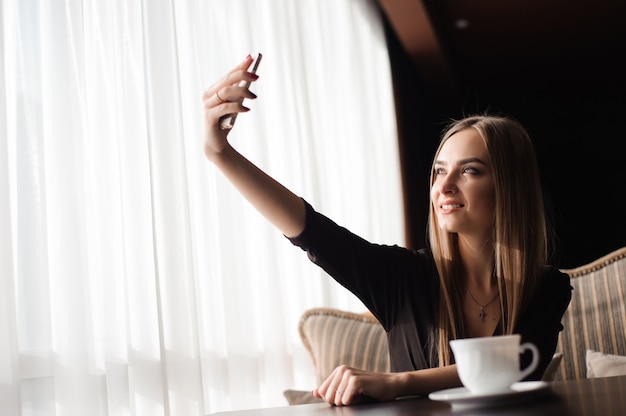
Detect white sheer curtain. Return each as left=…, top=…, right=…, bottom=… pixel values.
left=0, top=0, right=404, bottom=415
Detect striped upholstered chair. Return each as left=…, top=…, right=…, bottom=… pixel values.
left=555, top=246, right=626, bottom=380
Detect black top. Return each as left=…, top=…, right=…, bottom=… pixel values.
left=288, top=200, right=572, bottom=380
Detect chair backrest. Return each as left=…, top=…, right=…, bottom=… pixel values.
left=555, top=246, right=626, bottom=380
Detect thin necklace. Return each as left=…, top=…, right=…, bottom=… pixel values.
left=466, top=290, right=499, bottom=322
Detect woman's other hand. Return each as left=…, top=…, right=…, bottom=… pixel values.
left=312, top=365, right=401, bottom=406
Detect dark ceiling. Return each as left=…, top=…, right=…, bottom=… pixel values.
left=378, top=0, right=626, bottom=102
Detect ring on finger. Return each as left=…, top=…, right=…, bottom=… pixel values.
left=215, top=91, right=226, bottom=104
left=336, top=390, right=343, bottom=395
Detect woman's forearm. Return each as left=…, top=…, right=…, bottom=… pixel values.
left=394, top=365, right=462, bottom=397
left=210, top=143, right=306, bottom=238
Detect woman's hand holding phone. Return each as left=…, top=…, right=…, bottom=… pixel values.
left=219, top=53, right=262, bottom=130
left=202, top=53, right=262, bottom=159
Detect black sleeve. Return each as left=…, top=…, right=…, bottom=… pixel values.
left=516, top=267, right=573, bottom=380
left=287, top=200, right=432, bottom=331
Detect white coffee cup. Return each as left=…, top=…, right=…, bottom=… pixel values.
left=450, top=334, right=539, bottom=394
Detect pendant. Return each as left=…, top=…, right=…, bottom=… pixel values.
left=479, top=308, right=486, bottom=322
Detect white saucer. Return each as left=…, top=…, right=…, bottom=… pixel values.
left=428, top=381, right=551, bottom=410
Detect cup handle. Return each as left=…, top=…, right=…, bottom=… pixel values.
left=518, top=342, right=540, bottom=380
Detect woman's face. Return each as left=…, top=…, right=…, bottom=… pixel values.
left=430, top=128, right=496, bottom=239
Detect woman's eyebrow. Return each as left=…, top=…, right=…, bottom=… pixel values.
left=460, top=157, right=487, bottom=165
left=434, top=157, right=487, bottom=166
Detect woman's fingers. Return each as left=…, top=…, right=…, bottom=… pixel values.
left=335, top=378, right=351, bottom=406
left=203, top=55, right=257, bottom=102
left=212, top=83, right=258, bottom=106
left=316, top=365, right=365, bottom=406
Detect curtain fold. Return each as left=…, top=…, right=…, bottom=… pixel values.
left=1, top=0, right=404, bottom=414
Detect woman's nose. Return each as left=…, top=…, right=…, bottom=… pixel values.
left=439, top=174, right=458, bottom=194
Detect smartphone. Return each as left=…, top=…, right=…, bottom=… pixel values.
left=219, top=52, right=263, bottom=130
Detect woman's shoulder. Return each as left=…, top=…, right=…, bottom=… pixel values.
left=538, top=265, right=573, bottom=303
left=541, top=265, right=572, bottom=286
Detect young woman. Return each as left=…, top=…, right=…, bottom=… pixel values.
left=202, top=55, right=572, bottom=406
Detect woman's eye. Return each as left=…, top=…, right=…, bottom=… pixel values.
left=435, top=167, right=446, bottom=175
left=463, top=166, right=479, bottom=174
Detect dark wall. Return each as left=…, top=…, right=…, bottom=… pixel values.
left=385, top=17, right=442, bottom=251
left=384, top=19, right=626, bottom=269
left=463, top=67, right=626, bottom=269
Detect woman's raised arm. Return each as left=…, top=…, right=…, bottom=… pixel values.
left=202, top=55, right=305, bottom=238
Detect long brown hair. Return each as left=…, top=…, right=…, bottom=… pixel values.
left=428, top=115, right=549, bottom=366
